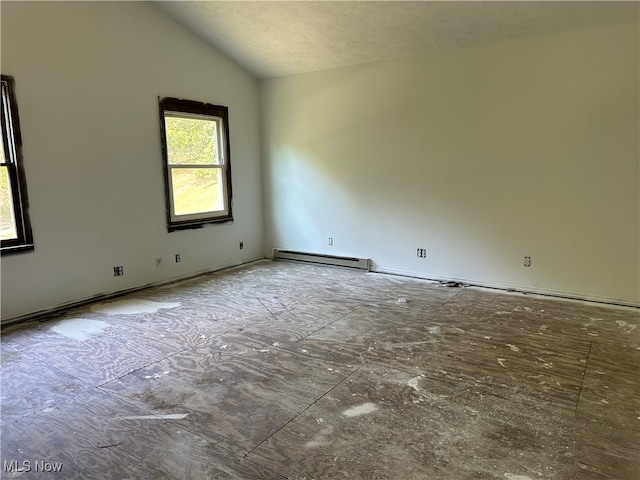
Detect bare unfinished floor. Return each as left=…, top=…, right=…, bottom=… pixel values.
left=1, top=260, right=638, bottom=479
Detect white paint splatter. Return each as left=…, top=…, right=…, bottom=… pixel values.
left=514, top=307, right=532, bottom=313
left=50, top=318, right=110, bottom=341
left=428, top=326, right=441, bottom=334
left=257, top=349, right=270, bottom=353
left=407, top=375, right=423, bottom=392
left=497, top=358, right=507, bottom=368
left=343, top=402, right=378, bottom=417
left=305, top=426, right=334, bottom=448
left=144, top=373, right=162, bottom=379
left=504, top=474, right=533, bottom=480
left=300, top=349, right=308, bottom=353
left=91, top=299, right=180, bottom=315
left=496, top=311, right=510, bottom=315
left=118, top=413, right=188, bottom=420
left=506, top=344, right=520, bottom=352
left=272, top=342, right=280, bottom=347
left=616, top=320, right=638, bottom=332
left=484, top=336, right=492, bottom=340
left=443, top=326, right=466, bottom=334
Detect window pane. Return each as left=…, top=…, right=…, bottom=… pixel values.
left=0, top=166, right=18, bottom=240
left=171, top=167, right=224, bottom=216
left=165, top=115, right=219, bottom=165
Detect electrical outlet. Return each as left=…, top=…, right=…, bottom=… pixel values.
left=328, top=237, right=334, bottom=246
left=524, top=256, right=531, bottom=267
left=417, top=248, right=427, bottom=258
left=239, top=241, right=244, bottom=250
left=175, top=254, right=180, bottom=263
left=113, top=266, right=124, bottom=276
left=156, top=257, right=162, bottom=268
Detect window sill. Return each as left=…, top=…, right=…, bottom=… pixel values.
left=1, top=243, right=34, bottom=256
left=168, top=216, right=233, bottom=232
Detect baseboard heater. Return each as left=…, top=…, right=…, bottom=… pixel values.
left=273, top=249, right=371, bottom=271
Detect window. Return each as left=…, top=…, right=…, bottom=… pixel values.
left=159, top=97, right=233, bottom=231
left=1, top=75, right=33, bottom=254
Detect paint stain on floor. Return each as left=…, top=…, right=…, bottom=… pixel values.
left=50, top=318, right=111, bottom=341
left=91, top=299, right=180, bottom=315
left=1, top=261, right=638, bottom=479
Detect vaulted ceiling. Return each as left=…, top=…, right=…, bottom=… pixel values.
left=154, top=1, right=639, bottom=79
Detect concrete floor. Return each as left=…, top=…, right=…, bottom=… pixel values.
left=1, top=260, right=638, bottom=479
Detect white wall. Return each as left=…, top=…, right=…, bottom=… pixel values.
left=1, top=2, right=263, bottom=321
left=261, top=22, right=639, bottom=306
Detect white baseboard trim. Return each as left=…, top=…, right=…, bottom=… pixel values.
left=273, top=248, right=371, bottom=270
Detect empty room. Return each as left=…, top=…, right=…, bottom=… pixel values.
left=1, top=1, right=638, bottom=479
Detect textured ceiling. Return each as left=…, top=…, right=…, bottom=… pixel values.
left=154, top=1, right=639, bottom=79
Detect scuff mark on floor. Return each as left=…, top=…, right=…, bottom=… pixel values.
left=117, top=413, right=188, bottom=420
left=443, top=326, right=466, bottom=334
left=504, top=474, right=533, bottom=480
left=343, top=402, right=377, bottom=417
left=96, top=441, right=121, bottom=449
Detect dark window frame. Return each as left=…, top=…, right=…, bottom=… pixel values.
left=158, top=97, right=233, bottom=232
left=1, top=75, right=33, bottom=255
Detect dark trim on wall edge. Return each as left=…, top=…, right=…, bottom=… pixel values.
left=1, top=257, right=267, bottom=329
left=371, top=268, right=640, bottom=310
left=4, top=257, right=636, bottom=329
